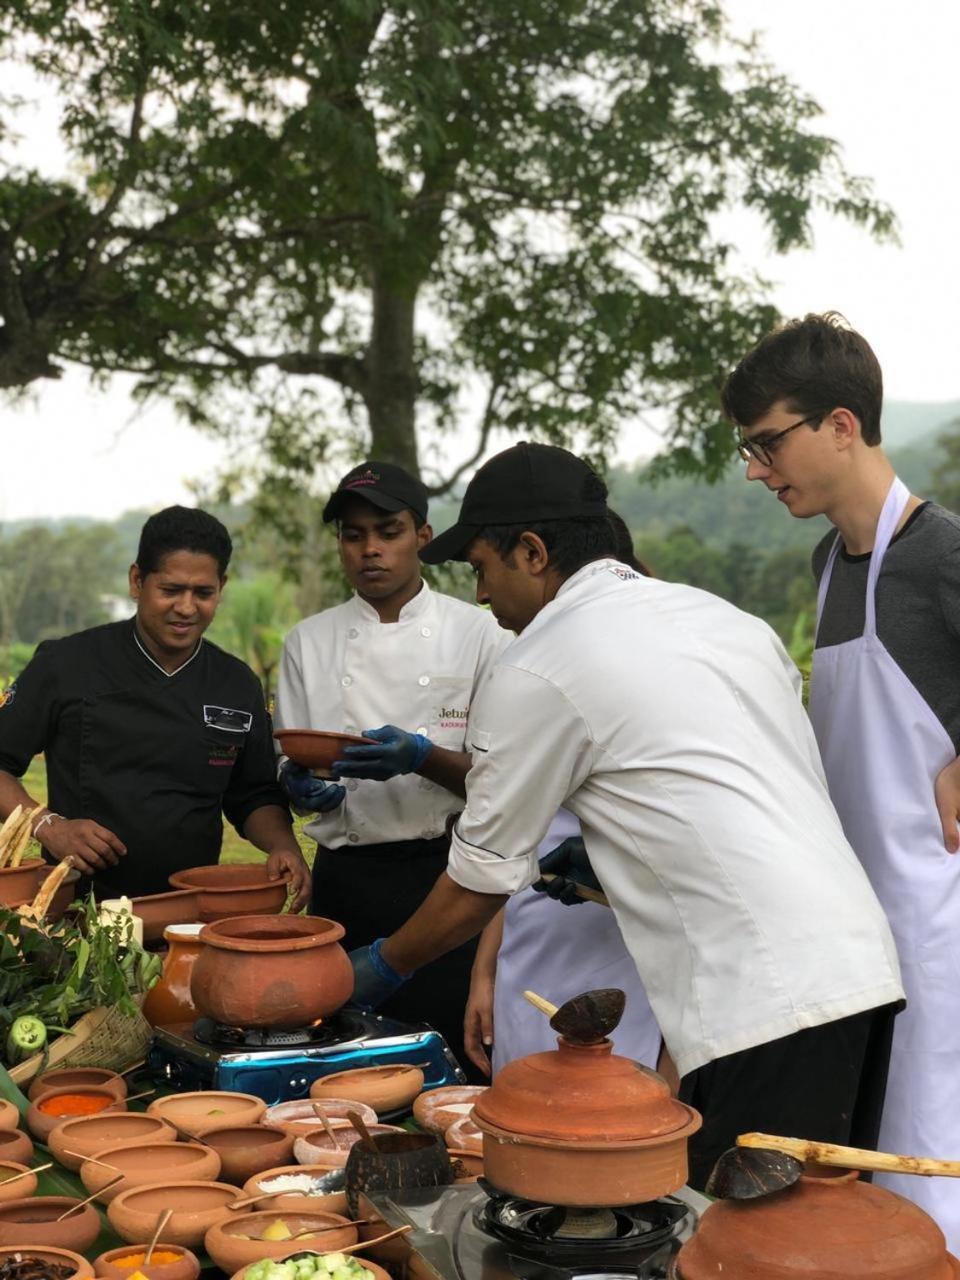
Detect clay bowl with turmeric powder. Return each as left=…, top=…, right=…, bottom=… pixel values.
left=95, top=1242, right=201, bottom=1280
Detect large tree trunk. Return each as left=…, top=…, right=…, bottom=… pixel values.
left=363, top=269, right=420, bottom=476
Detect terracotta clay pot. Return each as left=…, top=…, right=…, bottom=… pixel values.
left=0, top=1131, right=34, bottom=1167
left=95, top=1242, right=201, bottom=1280
left=310, top=1065, right=424, bottom=1115
left=449, top=1149, right=484, bottom=1182
left=0, top=1102, right=19, bottom=1133
left=147, top=1091, right=266, bottom=1139
left=190, top=915, right=354, bottom=1029
left=80, top=1141, right=222, bottom=1203
left=27, top=1086, right=125, bottom=1143
left=473, top=1037, right=701, bottom=1207
left=294, top=1126, right=406, bottom=1169
left=444, top=1115, right=483, bottom=1155
left=0, top=1162, right=37, bottom=1202
left=204, top=1209, right=357, bottom=1275
left=263, top=1099, right=377, bottom=1139
left=241, top=1163, right=348, bottom=1216
left=229, top=1256, right=391, bottom=1280
left=48, top=1112, right=177, bottom=1171
left=107, top=1181, right=239, bottom=1248
left=141, top=924, right=206, bottom=1026
left=0, top=859, right=49, bottom=907
left=29, top=1067, right=127, bottom=1105
left=0, top=1245, right=94, bottom=1280
left=273, top=730, right=373, bottom=779
left=167, top=865, right=290, bottom=922
left=413, top=1086, right=488, bottom=1135
left=200, top=1125, right=294, bottom=1185
left=0, top=1195, right=101, bottom=1254
left=674, top=1169, right=960, bottom=1280
left=129, top=889, right=202, bottom=945
left=344, top=1130, right=453, bottom=1218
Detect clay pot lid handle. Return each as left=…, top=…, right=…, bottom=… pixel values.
left=523, top=987, right=626, bottom=1043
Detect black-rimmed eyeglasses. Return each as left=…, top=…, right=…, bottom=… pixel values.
left=736, top=414, right=822, bottom=467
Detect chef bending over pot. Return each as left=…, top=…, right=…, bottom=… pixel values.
left=349, top=441, right=905, bottom=1190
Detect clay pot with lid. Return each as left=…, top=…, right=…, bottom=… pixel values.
left=473, top=1037, right=701, bottom=1206
left=674, top=1167, right=960, bottom=1279
left=190, top=915, right=354, bottom=1028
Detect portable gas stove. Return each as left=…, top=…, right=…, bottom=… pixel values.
left=148, top=1008, right=465, bottom=1103
left=358, top=1178, right=709, bottom=1280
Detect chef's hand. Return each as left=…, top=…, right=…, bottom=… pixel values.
left=464, top=973, right=495, bottom=1077
left=334, top=725, right=432, bottom=781
left=532, top=836, right=599, bottom=906
left=279, top=761, right=346, bottom=813
left=934, top=756, right=960, bottom=853
left=348, top=938, right=413, bottom=1010
left=40, top=817, right=127, bottom=875
left=265, top=849, right=311, bottom=912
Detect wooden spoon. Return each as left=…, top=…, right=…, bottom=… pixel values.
left=56, top=1174, right=123, bottom=1219
left=536, top=872, right=610, bottom=907
left=312, top=1102, right=342, bottom=1151
left=145, top=1208, right=172, bottom=1264
left=285, top=1217, right=373, bottom=1239
left=346, top=1109, right=378, bottom=1154
left=228, top=1189, right=286, bottom=1211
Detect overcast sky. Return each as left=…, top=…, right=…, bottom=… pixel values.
left=1, top=0, right=957, bottom=522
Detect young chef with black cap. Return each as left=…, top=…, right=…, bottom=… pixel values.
left=348, top=441, right=904, bottom=1188
left=0, top=506, right=310, bottom=905
left=274, top=461, right=506, bottom=1076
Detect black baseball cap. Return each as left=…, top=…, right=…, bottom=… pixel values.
left=420, top=441, right=607, bottom=564
left=323, top=460, right=429, bottom=524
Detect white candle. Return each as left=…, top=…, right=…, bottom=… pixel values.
left=99, top=896, right=145, bottom=946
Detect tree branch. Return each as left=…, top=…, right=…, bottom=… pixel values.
left=425, top=376, right=502, bottom=496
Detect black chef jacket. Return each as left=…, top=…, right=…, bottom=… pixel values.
left=0, top=619, right=288, bottom=898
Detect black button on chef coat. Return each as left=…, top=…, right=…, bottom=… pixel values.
left=0, top=619, right=288, bottom=898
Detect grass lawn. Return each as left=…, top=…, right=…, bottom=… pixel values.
left=23, top=757, right=315, bottom=868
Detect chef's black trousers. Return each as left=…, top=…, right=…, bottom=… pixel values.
left=312, top=835, right=483, bottom=1084
left=679, top=1001, right=901, bottom=1190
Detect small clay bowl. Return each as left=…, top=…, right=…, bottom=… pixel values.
left=293, top=1125, right=406, bottom=1168
left=273, top=729, right=374, bottom=778
left=201, top=1125, right=294, bottom=1185
left=0, top=1102, right=20, bottom=1133
left=49, top=1112, right=177, bottom=1171
left=147, top=1091, right=266, bottom=1138
left=108, top=1181, right=240, bottom=1248
left=0, top=1195, right=101, bottom=1253
left=413, top=1086, right=488, bottom=1135
left=444, top=1114, right=483, bottom=1155
left=27, top=1085, right=125, bottom=1143
left=29, top=1067, right=128, bottom=1104
left=205, top=1209, right=357, bottom=1275
left=241, top=1163, right=348, bottom=1215
left=229, top=1257, right=391, bottom=1280
left=0, top=1162, right=37, bottom=1202
left=95, top=1242, right=201, bottom=1280
left=0, top=1244, right=94, bottom=1280
left=80, top=1140, right=223, bottom=1203
left=263, top=1099, right=377, bottom=1138
left=449, top=1149, right=484, bottom=1182
left=310, top=1065, right=424, bottom=1115
left=0, top=1130, right=34, bottom=1167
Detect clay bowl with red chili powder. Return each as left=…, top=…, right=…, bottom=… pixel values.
left=95, top=1242, right=201, bottom=1280
left=0, top=1195, right=101, bottom=1254
left=27, top=1087, right=125, bottom=1143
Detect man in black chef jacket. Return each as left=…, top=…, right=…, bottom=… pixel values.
left=0, top=506, right=310, bottom=905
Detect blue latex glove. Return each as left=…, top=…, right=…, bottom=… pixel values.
left=349, top=938, right=412, bottom=1010
left=279, top=760, right=346, bottom=812
left=532, top=836, right=600, bottom=906
left=334, top=724, right=432, bottom=781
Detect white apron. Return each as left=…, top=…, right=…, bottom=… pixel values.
left=492, top=810, right=662, bottom=1074
left=809, top=477, right=960, bottom=1250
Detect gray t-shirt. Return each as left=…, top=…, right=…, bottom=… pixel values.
left=812, top=502, right=960, bottom=751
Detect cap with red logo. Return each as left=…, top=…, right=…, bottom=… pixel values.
left=323, top=461, right=429, bottom=524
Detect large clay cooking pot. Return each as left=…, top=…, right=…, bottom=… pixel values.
left=473, top=1037, right=700, bottom=1207
left=191, top=915, right=354, bottom=1028
left=673, top=1169, right=960, bottom=1280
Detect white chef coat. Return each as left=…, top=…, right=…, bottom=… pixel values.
left=275, top=582, right=507, bottom=848
left=447, top=558, right=904, bottom=1078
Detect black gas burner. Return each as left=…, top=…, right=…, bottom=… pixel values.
left=193, top=1010, right=366, bottom=1049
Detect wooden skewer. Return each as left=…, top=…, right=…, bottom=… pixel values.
left=312, top=1102, right=342, bottom=1150
left=285, top=1217, right=374, bottom=1239
left=522, top=990, right=559, bottom=1018
left=228, top=1189, right=286, bottom=1210
left=55, top=1174, right=124, bottom=1219
left=145, top=1207, right=172, bottom=1263
left=737, top=1132, right=960, bottom=1178
left=537, top=872, right=610, bottom=907
left=0, top=1161, right=52, bottom=1188
left=119, top=1059, right=147, bottom=1077
left=123, top=1088, right=157, bottom=1104
left=63, top=1149, right=120, bottom=1171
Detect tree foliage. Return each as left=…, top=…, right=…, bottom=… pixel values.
left=932, top=419, right=960, bottom=513
left=0, top=523, right=121, bottom=645
left=0, top=0, right=894, bottom=492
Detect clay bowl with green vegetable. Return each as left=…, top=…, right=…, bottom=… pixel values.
left=0, top=1243, right=94, bottom=1280
left=108, top=1181, right=240, bottom=1248
left=80, top=1140, right=223, bottom=1203
left=0, top=1195, right=101, bottom=1254
left=28, top=1067, right=127, bottom=1105
left=147, top=1091, right=266, bottom=1139
left=230, top=1251, right=390, bottom=1280
left=94, top=1241, right=201, bottom=1280
left=205, top=1212, right=358, bottom=1276
left=27, top=1085, right=126, bottom=1143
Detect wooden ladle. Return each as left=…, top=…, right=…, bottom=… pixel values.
left=523, top=987, right=626, bottom=1043
left=707, top=1132, right=960, bottom=1201
left=145, top=1208, right=173, bottom=1264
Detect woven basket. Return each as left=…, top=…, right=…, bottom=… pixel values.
left=8, top=1002, right=152, bottom=1086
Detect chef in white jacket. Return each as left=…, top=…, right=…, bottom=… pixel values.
left=274, top=461, right=506, bottom=1077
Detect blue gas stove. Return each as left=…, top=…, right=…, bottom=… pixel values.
left=147, top=1008, right=465, bottom=1104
